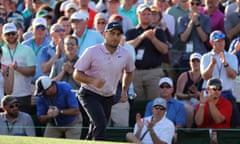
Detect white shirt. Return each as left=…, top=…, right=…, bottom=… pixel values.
left=161, top=12, right=175, bottom=36
left=200, top=51, right=238, bottom=90
left=133, top=115, right=175, bottom=144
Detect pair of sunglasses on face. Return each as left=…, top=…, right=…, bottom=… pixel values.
left=208, top=85, right=222, bottom=91
left=154, top=105, right=166, bottom=110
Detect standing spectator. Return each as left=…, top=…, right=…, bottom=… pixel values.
left=75, top=0, right=97, bottom=29
left=200, top=30, right=240, bottom=127
left=177, top=0, right=210, bottom=71
left=63, top=2, right=78, bottom=19
left=70, top=11, right=104, bottom=56
left=175, top=52, right=203, bottom=128
left=2, top=23, right=36, bottom=114
left=224, top=0, right=240, bottom=41
left=105, top=0, right=133, bottom=34
left=118, top=0, right=138, bottom=26
left=0, top=96, right=35, bottom=136
left=22, top=17, right=50, bottom=83
left=126, top=3, right=168, bottom=100
left=35, top=76, right=82, bottom=139
left=200, top=0, right=225, bottom=32
left=0, top=48, right=14, bottom=106
left=93, top=12, right=108, bottom=35
left=57, top=16, right=72, bottom=36
left=73, top=21, right=135, bottom=140
left=152, top=0, right=176, bottom=37
left=126, top=97, right=175, bottom=144
left=40, top=23, right=65, bottom=75
left=50, top=35, right=80, bottom=90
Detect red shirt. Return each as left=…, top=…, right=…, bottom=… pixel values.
left=196, top=96, right=232, bottom=128
left=87, top=8, right=97, bottom=29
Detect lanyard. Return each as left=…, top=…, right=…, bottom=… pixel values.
left=5, top=120, right=16, bottom=134
left=7, top=46, right=17, bottom=62
left=31, top=40, right=42, bottom=56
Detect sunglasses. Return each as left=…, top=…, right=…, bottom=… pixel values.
left=190, top=2, right=201, bottom=6
left=35, top=25, right=46, bottom=31
left=160, top=85, right=171, bottom=89
left=54, top=28, right=65, bottom=33
left=9, top=103, right=19, bottom=109
left=191, top=59, right=200, bottom=63
left=212, top=33, right=226, bottom=41
left=5, top=32, right=17, bottom=37
left=64, top=42, right=76, bottom=47
left=154, top=105, right=166, bottom=110
left=209, top=85, right=222, bottom=91
left=97, top=22, right=106, bottom=25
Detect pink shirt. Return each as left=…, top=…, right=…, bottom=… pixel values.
left=199, top=7, right=225, bottom=32
left=74, top=43, right=135, bottom=96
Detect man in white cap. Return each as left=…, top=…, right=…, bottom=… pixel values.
left=126, top=3, right=168, bottom=101
left=22, top=17, right=51, bottom=83
left=1, top=23, right=36, bottom=114
left=35, top=75, right=82, bottom=139
left=144, top=77, right=187, bottom=128
left=63, top=2, right=78, bottom=18
left=126, top=97, right=174, bottom=144
left=0, top=95, right=35, bottom=136
left=70, top=10, right=103, bottom=56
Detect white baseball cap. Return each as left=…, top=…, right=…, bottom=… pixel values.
left=158, top=77, right=173, bottom=87
left=2, top=23, right=17, bottom=34
left=190, top=52, right=202, bottom=61
left=70, top=10, right=89, bottom=21
left=65, top=2, right=78, bottom=11
left=32, top=17, right=47, bottom=28
left=153, top=97, right=167, bottom=109
left=34, top=76, right=53, bottom=96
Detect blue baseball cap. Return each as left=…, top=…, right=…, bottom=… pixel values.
left=210, top=30, right=226, bottom=42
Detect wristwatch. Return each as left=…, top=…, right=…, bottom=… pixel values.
left=195, top=23, right=200, bottom=27
left=60, top=110, right=64, bottom=115
left=224, top=63, right=229, bottom=67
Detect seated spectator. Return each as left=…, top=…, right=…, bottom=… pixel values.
left=35, top=76, right=82, bottom=139
left=144, top=77, right=187, bottom=128
left=195, top=77, right=232, bottom=143
left=0, top=96, right=35, bottom=136
left=126, top=97, right=175, bottom=144
left=175, top=52, right=203, bottom=127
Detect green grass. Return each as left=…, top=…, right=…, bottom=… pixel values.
left=0, top=135, right=131, bottom=144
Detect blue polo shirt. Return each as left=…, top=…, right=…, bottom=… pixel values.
left=36, top=82, right=79, bottom=126
left=144, top=98, right=187, bottom=127
left=22, top=37, right=51, bottom=83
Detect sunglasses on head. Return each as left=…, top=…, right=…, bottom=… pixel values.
left=35, top=25, right=46, bottom=31
left=9, top=103, right=19, bottom=109
left=54, top=28, right=65, bottom=33
left=160, top=84, right=171, bottom=89
left=154, top=105, right=166, bottom=110
left=5, top=32, right=16, bottom=37
left=213, top=33, right=225, bottom=41
left=209, top=85, right=222, bottom=91
left=190, top=2, right=201, bottom=6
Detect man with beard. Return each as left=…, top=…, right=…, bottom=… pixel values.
left=1, top=23, right=36, bottom=114
left=0, top=95, right=35, bottom=136
left=73, top=21, right=135, bottom=140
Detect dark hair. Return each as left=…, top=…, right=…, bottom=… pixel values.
left=64, top=35, right=79, bottom=46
